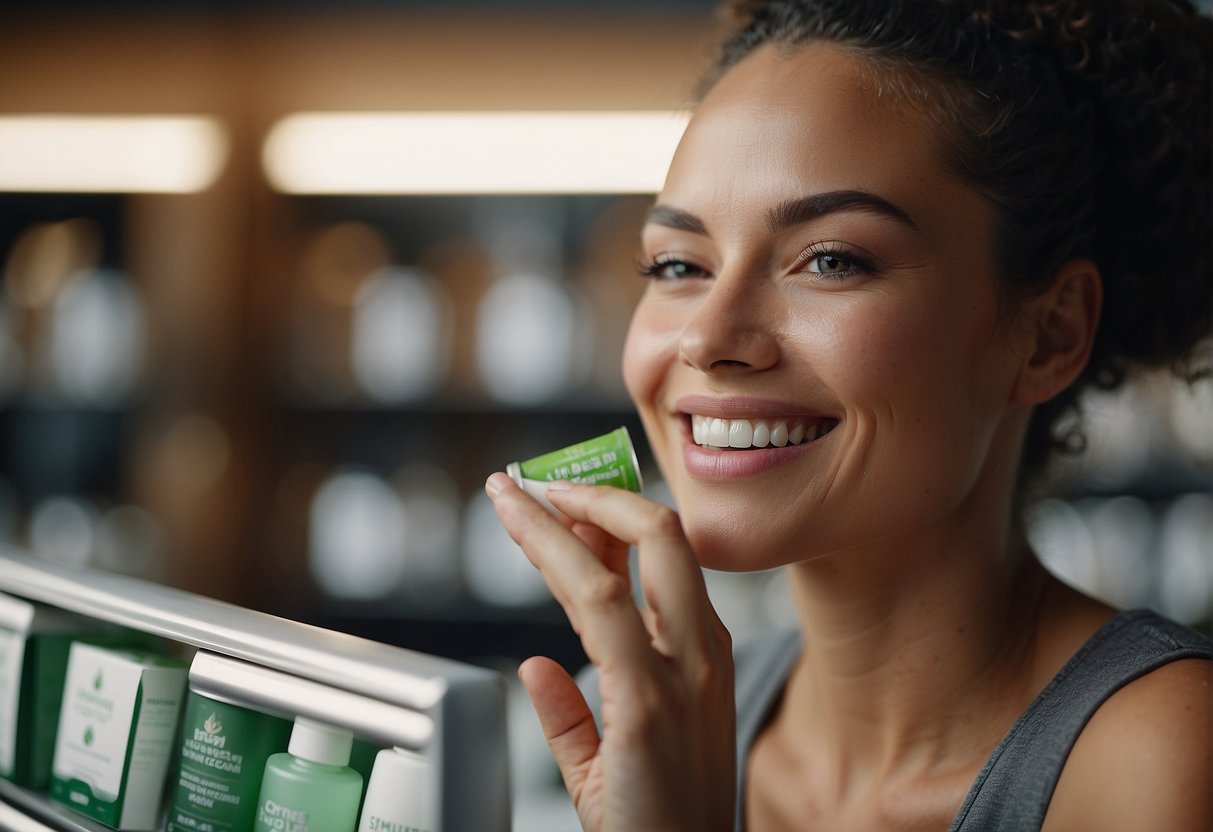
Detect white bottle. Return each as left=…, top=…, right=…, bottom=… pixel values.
left=357, top=747, right=435, bottom=832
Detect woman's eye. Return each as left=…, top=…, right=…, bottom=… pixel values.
left=800, top=246, right=874, bottom=279
left=808, top=252, right=854, bottom=275
left=637, top=258, right=708, bottom=280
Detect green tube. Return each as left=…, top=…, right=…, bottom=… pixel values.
left=507, top=427, right=643, bottom=496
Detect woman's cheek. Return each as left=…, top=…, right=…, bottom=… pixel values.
left=622, top=300, right=680, bottom=405
left=814, top=294, right=943, bottom=395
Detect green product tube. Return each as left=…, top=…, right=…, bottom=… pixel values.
left=253, top=717, right=363, bottom=832
left=165, top=692, right=292, bottom=832
left=506, top=426, right=643, bottom=511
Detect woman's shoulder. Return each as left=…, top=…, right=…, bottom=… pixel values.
left=1041, top=611, right=1211, bottom=832
left=1044, top=656, right=1211, bottom=831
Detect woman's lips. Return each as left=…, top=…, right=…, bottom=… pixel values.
left=677, top=411, right=838, bottom=481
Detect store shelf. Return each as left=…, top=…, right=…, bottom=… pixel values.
left=0, top=550, right=511, bottom=831
left=0, top=780, right=110, bottom=832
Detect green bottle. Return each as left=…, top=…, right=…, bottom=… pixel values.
left=253, top=717, right=364, bottom=832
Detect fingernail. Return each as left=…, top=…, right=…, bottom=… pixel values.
left=485, top=472, right=512, bottom=497
left=546, top=480, right=574, bottom=493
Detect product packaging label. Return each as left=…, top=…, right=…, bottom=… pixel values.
left=50, top=642, right=186, bottom=831
left=166, top=693, right=291, bottom=832
left=257, top=797, right=311, bottom=832
left=360, top=815, right=432, bottom=832
left=511, top=426, right=643, bottom=492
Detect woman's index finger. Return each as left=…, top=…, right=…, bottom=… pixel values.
left=545, top=483, right=718, bottom=653
left=485, top=472, right=655, bottom=670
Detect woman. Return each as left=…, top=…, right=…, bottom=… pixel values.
left=486, top=1, right=1212, bottom=829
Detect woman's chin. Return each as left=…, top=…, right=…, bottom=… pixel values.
left=684, top=525, right=783, bottom=573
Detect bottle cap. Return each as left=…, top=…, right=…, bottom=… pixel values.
left=288, top=716, right=353, bottom=766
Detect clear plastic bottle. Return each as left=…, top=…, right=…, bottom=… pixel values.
left=253, top=716, right=364, bottom=832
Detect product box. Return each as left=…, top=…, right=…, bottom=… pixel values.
left=0, top=592, right=133, bottom=790
left=50, top=642, right=187, bottom=830
left=164, top=692, right=292, bottom=832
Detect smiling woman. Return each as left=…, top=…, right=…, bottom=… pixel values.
left=485, top=1, right=1212, bottom=831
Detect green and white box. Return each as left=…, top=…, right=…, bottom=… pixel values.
left=50, top=642, right=187, bottom=830
left=0, top=592, right=111, bottom=789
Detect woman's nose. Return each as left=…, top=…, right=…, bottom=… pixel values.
left=678, top=276, right=780, bottom=374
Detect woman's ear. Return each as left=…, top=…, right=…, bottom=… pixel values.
left=1010, top=258, right=1102, bottom=406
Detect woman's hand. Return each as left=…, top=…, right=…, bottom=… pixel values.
left=485, top=472, right=736, bottom=832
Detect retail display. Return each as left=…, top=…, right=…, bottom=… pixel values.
left=0, top=553, right=512, bottom=831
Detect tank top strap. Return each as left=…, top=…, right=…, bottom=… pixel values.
left=732, top=629, right=802, bottom=832
left=948, top=609, right=1212, bottom=832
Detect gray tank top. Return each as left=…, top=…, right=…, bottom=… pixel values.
left=731, top=609, right=1212, bottom=831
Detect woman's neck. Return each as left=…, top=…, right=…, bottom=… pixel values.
left=780, top=516, right=1050, bottom=793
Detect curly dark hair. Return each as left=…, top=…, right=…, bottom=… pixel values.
left=707, top=0, right=1212, bottom=482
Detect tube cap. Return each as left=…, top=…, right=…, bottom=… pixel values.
left=288, top=716, right=353, bottom=766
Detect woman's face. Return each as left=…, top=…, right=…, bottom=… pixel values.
left=623, top=43, right=1031, bottom=571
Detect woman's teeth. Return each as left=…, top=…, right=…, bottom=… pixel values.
left=690, top=415, right=836, bottom=449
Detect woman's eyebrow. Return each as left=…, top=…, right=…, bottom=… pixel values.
left=644, top=204, right=709, bottom=235
left=643, top=189, right=919, bottom=237
left=766, top=190, right=919, bottom=233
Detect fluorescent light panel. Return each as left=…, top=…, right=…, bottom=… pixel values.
left=263, top=111, right=690, bottom=195
left=0, top=115, right=228, bottom=194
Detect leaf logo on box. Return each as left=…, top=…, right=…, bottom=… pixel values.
left=194, top=713, right=228, bottom=749
left=93, top=670, right=103, bottom=691
left=84, top=726, right=94, bottom=746
left=204, top=713, right=223, bottom=736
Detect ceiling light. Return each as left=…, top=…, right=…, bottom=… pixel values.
left=263, top=111, right=689, bottom=195
left=0, top=115, right=228, bottom=194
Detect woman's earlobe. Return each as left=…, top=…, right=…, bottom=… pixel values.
left=1011, top=258, right=1102, bottom=405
